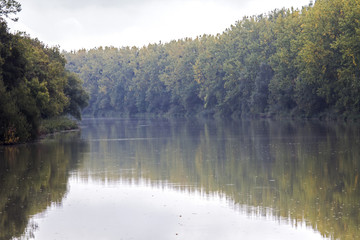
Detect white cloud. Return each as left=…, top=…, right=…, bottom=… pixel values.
left=8, top=0, right=311, bottom=50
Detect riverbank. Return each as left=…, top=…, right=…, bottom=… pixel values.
left=38, top=117, right=79, bottom=136
left=81, top=109, right=360, bottom=123
left=0, top=117, right=79, bottom=145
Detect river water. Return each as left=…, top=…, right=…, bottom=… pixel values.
left=1, top=118, right=360, bottom=240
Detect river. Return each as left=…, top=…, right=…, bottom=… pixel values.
left=1, top=118, right=359, bottom=239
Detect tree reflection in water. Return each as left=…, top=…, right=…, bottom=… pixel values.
left=1, top=118, right=360, bottom=240
left=78, top=118, right=360, bottom=240
left=0, top=132, right=88, bottom=240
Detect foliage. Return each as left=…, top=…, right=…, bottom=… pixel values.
left=38, top=116, right=79, bottom=135
left=0, top=0, right=21, bottom=22
left=64, top=72, right=89, bottom=120
left=0, top=21, right=88, bottom=144
left=65, top=0, right=360, bottom=120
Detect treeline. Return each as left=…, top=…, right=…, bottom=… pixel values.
left=65, top=0, right=360, bottom=119
left=0, top=21, right=89, bottom=144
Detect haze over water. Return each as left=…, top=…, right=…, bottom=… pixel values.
left=1, top=118, right=359, bottom=239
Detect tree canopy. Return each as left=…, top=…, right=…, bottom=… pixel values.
left=65, top=0, right=360, bottom=120
left=0, top=21, right=89, bottom=144
left=0, top=0, right=21, bottom=21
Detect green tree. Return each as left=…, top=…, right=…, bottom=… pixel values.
left=63, top=0, right=360, bottom=120
left=0, top=0, right=21, bottom=21
left=0, top=22, right=38, bottom=143
left=161, top=38, right=202, bottom=115
left=329, top=0, right=360, bottom=116
left=193, top=35, right=225, bottom=114
left=64, top=72, right=89, bottom=120
left=296, top=0, right=342, bottom=116
left=268, top=8, right=304, bottom=114
left=1, top=22, right=88, bottom=144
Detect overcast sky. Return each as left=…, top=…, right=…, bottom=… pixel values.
left=7, top=0, right=311, bottom=51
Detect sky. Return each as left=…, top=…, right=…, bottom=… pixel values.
left=7, top=0, right=311, bottom=51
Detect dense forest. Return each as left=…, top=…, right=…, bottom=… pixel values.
left=0, top=0, right=89, bottom=144
left=65, top=0, right=360, bottom=119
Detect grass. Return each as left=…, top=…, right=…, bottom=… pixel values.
left=38, top=116, right=79, bottom=135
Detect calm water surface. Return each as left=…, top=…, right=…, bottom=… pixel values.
left=1, top=118, right=360, bottom=239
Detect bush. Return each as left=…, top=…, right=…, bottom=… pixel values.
left=38, top=117, right=78, bottom=135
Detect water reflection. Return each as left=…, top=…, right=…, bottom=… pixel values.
left=1, top=118, right=360, bottom=239
left=77, top=118, right=360, bottom=239
left=0, top=132, right=88, bottom=240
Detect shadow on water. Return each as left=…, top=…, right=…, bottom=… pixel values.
left=77, top=118, right=360, bottom=240
left=0, top=132, right=88, bottom=240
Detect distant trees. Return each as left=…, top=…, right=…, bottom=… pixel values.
left=0, top=21, right=89, bottom=144
left=65, top=0, right=360, bottom=119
